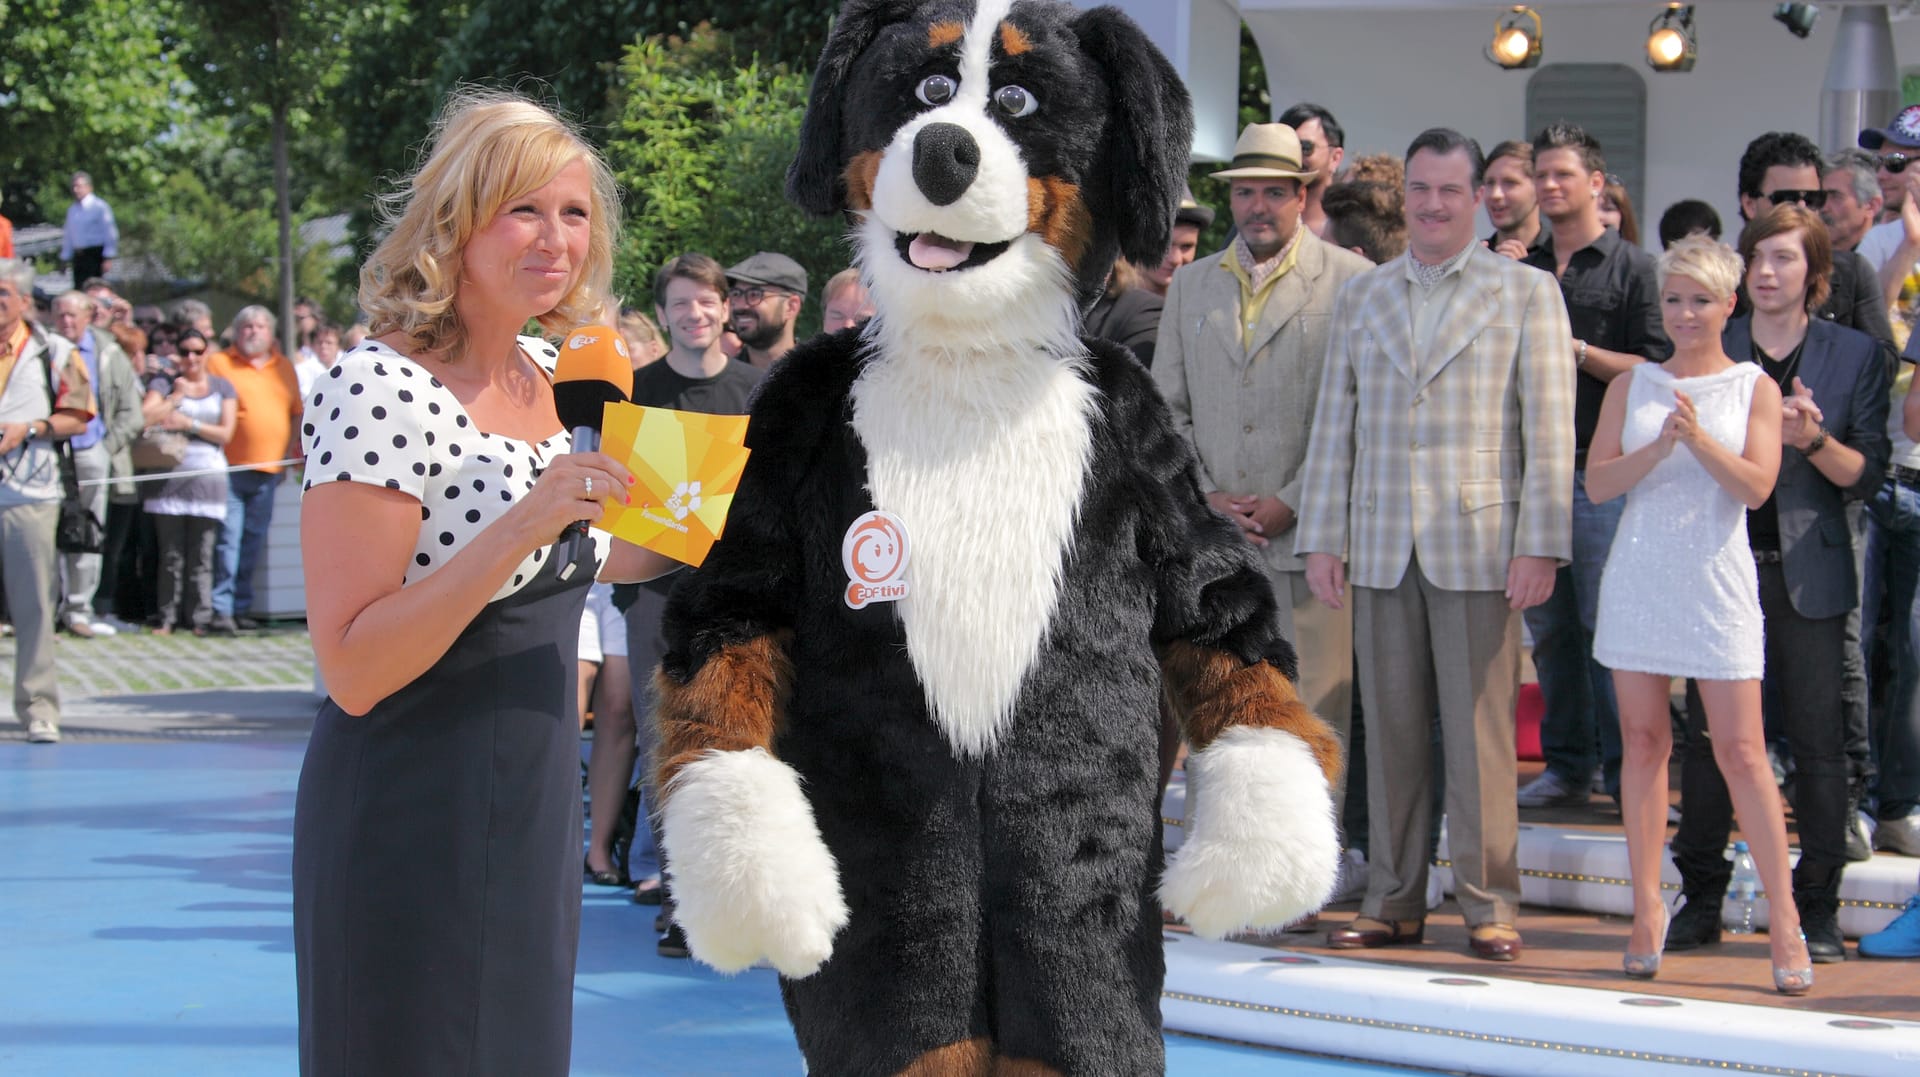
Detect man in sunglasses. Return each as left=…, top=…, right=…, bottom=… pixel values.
left=1279, top=102, right=1346, bottom=240
left=1736, top=131, right=1895, bottom=867
left=1856, top=107, right=1920, bottom=309
left=724, top=251, right=809, bottom=371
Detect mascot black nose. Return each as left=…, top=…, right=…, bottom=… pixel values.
left=912, top=123, right=980, bottom=207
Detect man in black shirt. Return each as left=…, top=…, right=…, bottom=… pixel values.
left=1734, top=133, right=1889, bottom=864
left=1519, top=123, right=1671, bottom=810
left=616, top=252, right=762, bottom=958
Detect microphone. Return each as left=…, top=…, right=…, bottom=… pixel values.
left=551, top=326, right=633, bottom=578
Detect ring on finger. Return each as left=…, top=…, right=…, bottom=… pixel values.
left=584, top=475, right=594, bottom=498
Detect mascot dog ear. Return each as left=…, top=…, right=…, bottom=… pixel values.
left=1073, top=6, right=1196, bottom=269
left=787, top=0, right=921, bottom=216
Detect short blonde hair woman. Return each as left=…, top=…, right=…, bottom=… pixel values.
left=1586, top=235, right=1806, bottom=993
left=293, top=90, right=675, bottom=1075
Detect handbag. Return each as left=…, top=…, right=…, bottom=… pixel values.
left=55, top=444, right=103, bottom=554
left=131, top=427, right=189, bottom=471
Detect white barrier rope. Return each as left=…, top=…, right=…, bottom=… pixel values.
left=77, top=458, right=302, bottom=488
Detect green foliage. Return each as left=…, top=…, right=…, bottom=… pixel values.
left=0, top=0, right=191, bottom=218
left=607, top=25, right=847, bottom=335
left=1186, top=22, right=1272, bottom=255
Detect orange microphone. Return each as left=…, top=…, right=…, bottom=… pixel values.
left=552, top=326, right=632, bottom=577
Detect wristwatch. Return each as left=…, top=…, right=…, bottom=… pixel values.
left=1805, top=427, right=1830, bottom=456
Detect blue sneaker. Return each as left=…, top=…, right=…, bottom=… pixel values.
left=1859, top=895, right=1920, bottom=959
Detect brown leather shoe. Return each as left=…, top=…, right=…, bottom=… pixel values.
left=1327, top=916, right=1424, bottom=949
left=1468, top=922, right=1524, bottom=961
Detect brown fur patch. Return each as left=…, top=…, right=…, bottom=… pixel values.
left=993, top=1059, right=1064, bottom=1077
left=1025, top=176, right=1093, bottom=271
left=896, top=1037, right=992, bottom=1077
left=1160, top=641, right=1344, bottom=785
left=928, top=21, right=965, bottom=49
left=844, top=150, right=884, bottom=212
left=653, top=632, right=794, bottom=793
left=998, top=22, right=1033, bottom=56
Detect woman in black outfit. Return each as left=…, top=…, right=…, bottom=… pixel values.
left=292, top=90, right=675, bottom=1075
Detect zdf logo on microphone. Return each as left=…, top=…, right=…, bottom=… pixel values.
left=842, top=510, right=910, bottom=610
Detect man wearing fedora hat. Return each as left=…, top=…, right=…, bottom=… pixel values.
left=1155, top=123, right=1373, bottom=897
left=1139, top=185, right=1214, bottom=298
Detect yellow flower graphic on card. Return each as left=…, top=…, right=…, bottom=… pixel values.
left=667, top=481, right=703, bottom=521
left=595, top=403, right=749, bottom=567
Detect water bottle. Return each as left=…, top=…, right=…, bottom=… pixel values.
left=1725, top=841, right=1760, bottom=935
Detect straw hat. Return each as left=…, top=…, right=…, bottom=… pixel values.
left=1210, top=123, right=1318, bottom=182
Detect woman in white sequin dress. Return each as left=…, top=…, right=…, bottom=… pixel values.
left=1588, top=237, right=1809, bottom=991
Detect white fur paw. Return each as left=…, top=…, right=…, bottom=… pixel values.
left=1159, top=726, right=1341, bottom=938
left=659, top=748, right=849, bottom=977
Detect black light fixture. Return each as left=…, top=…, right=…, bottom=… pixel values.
left=1646, top=3, right=1698, bottom=72
left=1773, top=3, right=1819, bottom=39
left=1485, top=6, right=1543, bottom=70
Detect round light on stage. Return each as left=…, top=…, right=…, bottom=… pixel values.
left=1484, top=6, right=1543, bottom=70
left=1645, top=4, right=1698, bottom=73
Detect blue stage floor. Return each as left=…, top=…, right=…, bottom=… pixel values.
left=1, top=740, right=1414, bottom=1075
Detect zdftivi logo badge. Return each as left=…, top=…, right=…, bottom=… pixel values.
left=842, top=510, right=909, bottom=610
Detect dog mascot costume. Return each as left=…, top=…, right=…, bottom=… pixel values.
left=652, top=1, right=1343, bottom=1073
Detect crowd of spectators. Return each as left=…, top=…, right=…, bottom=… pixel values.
left=10, top=102, right=1920, bottom=973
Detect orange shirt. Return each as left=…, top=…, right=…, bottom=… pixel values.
left=208, top=347, right=302, bottom=472
left=0, top=214, right=14, bottom=258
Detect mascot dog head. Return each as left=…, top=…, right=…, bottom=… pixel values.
left=788, top=0, right=1193, bottom=354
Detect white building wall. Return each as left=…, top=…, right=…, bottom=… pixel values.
left=1081, top=0, right=1920, bottom=248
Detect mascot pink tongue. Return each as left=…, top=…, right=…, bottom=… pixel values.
left=650, top=2, right=1345, bottom=1074
left=907, top=233, right=974, bottom=270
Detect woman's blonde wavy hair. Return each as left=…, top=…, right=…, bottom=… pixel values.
left=358, top=88, right=621, bottom=360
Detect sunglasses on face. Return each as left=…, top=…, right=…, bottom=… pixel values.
left=179, top=347, right=207, bottom=357
left=726, top=287, right=790, bottom=304
left=1882, top=153, right=1914, bottom=175
left=1766, top=188, right=1829, bottom=209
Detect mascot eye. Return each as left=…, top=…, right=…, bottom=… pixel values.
left=916, top=74, right=956, bottom=107
left=994, top=85, right=1037, bottom=118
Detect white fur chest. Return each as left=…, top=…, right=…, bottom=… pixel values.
left=850, top=346, right=1098, bottom=757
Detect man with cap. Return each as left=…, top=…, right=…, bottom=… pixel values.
left=725, top=251, right=809, bottom=370
left=1139, top=185, right=1214, bottom=298
left=1154, top=123, right=1374, bottom=914
left=1856, top=107, right=1920, bottom=307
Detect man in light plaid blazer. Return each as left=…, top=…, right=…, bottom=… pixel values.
left=1295, top=129, right=1575, bottom=962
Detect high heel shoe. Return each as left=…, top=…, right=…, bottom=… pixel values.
left=1623, top=904, right=1670, bottom=980
left=1773, top=931, right=1814, bottom=996
left=583, top=855, right=626, bottom=887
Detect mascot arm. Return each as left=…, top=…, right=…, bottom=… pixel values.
left=651, top=388, right=848, bottom=978
left=1099, top=343, right=1343, bottom=938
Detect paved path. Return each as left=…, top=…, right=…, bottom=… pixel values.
left=0, top=625, right=318, bottom=742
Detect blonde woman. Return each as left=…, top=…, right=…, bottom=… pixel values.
left=292, top=90, right=676, bottom=1074
left=1587, top=235, right=1808, bottom=993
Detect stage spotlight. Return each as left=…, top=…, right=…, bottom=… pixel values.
left=1773, top=3, right=1819, bottom=39
left=1485, top=6, right=1542, bottom=70
left=1646, top=3, right=1698, bottom=72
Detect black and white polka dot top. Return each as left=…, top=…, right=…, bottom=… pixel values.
left=301, top=335, right=610, bottom=602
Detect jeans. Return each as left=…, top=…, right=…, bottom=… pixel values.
left=1865, top=479, right=1920, bottom=818
left=1674, top=563, right=1851, bottom=899
left=211, top=470, right=281, bottom=618
left=1522, top=471, right=1623, bottom=794
left=154, top=514, right=221, bottom=629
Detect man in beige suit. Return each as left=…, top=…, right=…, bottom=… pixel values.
left=1296, top=128, right=1574, bottom=961
left=1155, top=122, right=1373, bottom=880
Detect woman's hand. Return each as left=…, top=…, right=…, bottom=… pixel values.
left=1666, top=390, right=1702, bottom=448
left=501, top=450, right=635, bottom=555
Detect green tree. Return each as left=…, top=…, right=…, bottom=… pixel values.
left=607, top=25, right=846, bottom=333
left=175, top=0, right=354, bottom=353
left=0, top=0, right=189, bottom=220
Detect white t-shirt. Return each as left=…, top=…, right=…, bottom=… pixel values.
left=1855, top=218, right=1909, bottom=274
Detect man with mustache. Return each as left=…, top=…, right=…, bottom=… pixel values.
left=206, top=306, right=302, bottom=634
left=725, top=252, right=808, bottom=370
left=1156, top=123, right=1374, bottom=918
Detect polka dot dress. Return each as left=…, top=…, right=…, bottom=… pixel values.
left=302, top=335, right=609, bottom=601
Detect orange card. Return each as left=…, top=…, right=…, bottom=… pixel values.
left=595, top=403, right=750, bottom=567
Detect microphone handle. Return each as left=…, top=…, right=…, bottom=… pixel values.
left=556, top=425, right=600, bottom=580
